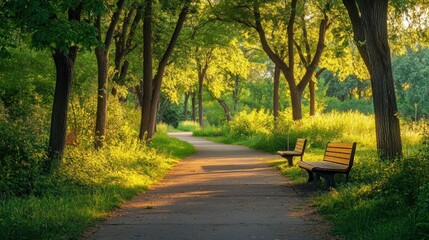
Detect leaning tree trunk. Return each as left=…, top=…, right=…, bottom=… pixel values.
left=47, top=48, right=78, bottom=172
left=217, top=99, right=232, bottom=123
left=273, top=65, right=280, bottom=119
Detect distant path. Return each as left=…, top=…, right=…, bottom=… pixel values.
left=87, top=132, right=332, bottom=240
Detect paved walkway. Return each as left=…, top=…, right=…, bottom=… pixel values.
left=87, top=132, right=331, bottom=240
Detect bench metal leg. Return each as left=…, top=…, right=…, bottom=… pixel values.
left=285, top=156, right=294, bottom=166
left=305, top=169, right=314, bottom=182
left=318, top=173, right=336, bottom=189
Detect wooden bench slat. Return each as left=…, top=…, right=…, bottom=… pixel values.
left=325, top=152, right=353, bottom=159
left=323, top=156, right=350, bottom=165
left=325, top=147, right=354, bottom=154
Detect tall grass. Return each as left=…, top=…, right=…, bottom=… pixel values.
left=176, top=121, right=200, bottom=132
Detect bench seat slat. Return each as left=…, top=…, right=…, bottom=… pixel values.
left=297, top=161, right=349, bottom=173
left=276, top=151, right=302, bottom=157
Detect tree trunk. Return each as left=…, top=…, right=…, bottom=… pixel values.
left=217, top=99, right=231, bottom=122
left=343, top=0, right=402, bottom=159
left=198, top=70, right=204, bottom=129
left=309, top=80, right=315, bottom=116
left=46, top=5, right=83, bottom=173
left=191, top=92, right=196, bottom=121
left=273, top=65, right=280, bottom=119
left=158, top=97, right=168, bottom=123
left=233, top=74, right=240, bottom=112
left=184, top=92, right=190, bottom=120
left=94, top=0, right=126, bottom=149
left=359, top=0, right=402, bottom=159
left=94, top=49, right=108, bottom=149
left=139, top=0, right=153, bottom=140
left=47, top=48, right=77, bottom=172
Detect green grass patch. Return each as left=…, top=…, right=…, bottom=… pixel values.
left=0, top=133, right=195, bottom=240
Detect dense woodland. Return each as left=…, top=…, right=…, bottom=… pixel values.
left=1, top=0, right=429, bottom=239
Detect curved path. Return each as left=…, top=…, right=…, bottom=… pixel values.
left=87, top=132, right=331, bottom=240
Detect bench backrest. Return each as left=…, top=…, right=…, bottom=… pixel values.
left=293, top=138, right=307, bottom=155
left=323, top=142, right=357, bottom=168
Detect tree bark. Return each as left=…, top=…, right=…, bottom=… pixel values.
left=191, top=92, right=196, bottom=121
left=309, top=80, right=315, bottom=116
left=217, top=99, right=231, bottom=122
left=273, top=65, right=280, bottom=119
left=233, top=74, right=240, bottom=112
left=139, top=0, right=153, bottom=140
left=198, top=66, right=205, bottom=129
left=47, top=49, right=77, bottom=171
left=184, top=92, right=190, bottom=120
left=94, top=0, right=126, bottom=149
left=343, top=0, right=402, bottom=159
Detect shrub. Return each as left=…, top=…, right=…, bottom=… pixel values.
left=229, top=109, right=272, bottom=138
left=177, top=121, right=200, bottom=132
left=0, top=120, right=46, bottom=197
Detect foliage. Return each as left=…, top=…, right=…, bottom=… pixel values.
left=324, top=97, right=374, bottom=114
left=393, top=47, right=429, bottom=121
left=0, top=120, right=46, bottom=197
left=159, top=102, right=181, bottom=128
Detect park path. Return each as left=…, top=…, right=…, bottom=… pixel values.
left=87, top=132, right=331, bottom=240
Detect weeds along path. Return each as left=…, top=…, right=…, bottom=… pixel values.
left=87, top=132, right=331, bottom=240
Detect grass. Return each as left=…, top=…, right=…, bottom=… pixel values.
left=0, top=132, right=195, bottom=240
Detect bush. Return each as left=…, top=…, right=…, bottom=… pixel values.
left=177, top=121, right=200, bottom=132
left=0, top=120, right=46, bottom=197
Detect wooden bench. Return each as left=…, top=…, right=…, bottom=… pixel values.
left=276, top=138, right=307, bottom=166
left=297, top=142, right=357, bottom=188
